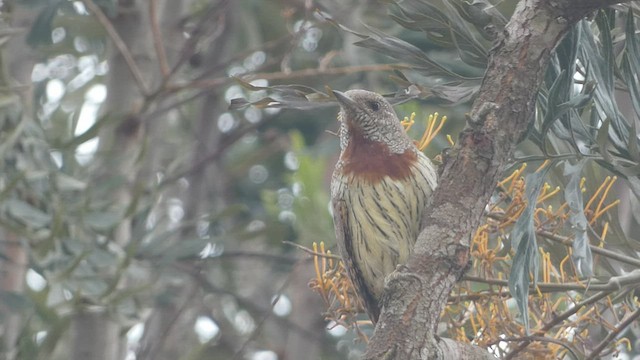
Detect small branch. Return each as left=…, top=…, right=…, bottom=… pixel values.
left=585, top=308, right=640, bottom=360
left=488, top=336, right=582, bottom=359
left=505, top=290, right=613, bottom=359
left=209, top=251, right=300, bottom=264
left=157, top=121, right=263, bottom=188
left=80, top=0, right=149, bottom=95
left=463, top=272, right=640, bottom=292
left=232, top=258, right=306, bottom=360
left=283, top=241, right=342, bottom=260
left=165, top=1, right=231, bottom=80
left=537, top=229, right=640, bottom=268
left=487, top=212, right=640, bottom=268
left=148, top=0, right=170, bottom=77
left=144, top=78, right=231, bottom=121
left=240, top=63, right=411, bottom=82
left=165, top=64, right=410, bottom=93
left=448, top=289, right=511, bottom=302
left=176, top=262, right=324, bottom=341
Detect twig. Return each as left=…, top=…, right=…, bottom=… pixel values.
left=209, top=251, right=300, bottom=264
left=166, top=0, right=230, bottom=80
left=80, top=0, right=149, bottom=95
left=149, top=0, right=170, bottom=77
left=537, top=229, right=640, bottom=268
left=585, top=308, right=640, bottom=360
left=231, top=254, right=308, bottom=360
left=486, top=212, right=640, bottom=268
left=505, top=290, right=613, bottom=359
left=175, top=262, right=323, bottom=341
left=282, top=241, right=342, bottom=260
left=463, top=271, right=640, bottom=292
left=157, top=121, right=262, bottom=188
left=165, top=63, right=411, bottom=92
left=488, top=336, right=582, bottom=360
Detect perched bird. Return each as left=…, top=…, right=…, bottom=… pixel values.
left=330, top=89, right=438, bottom=323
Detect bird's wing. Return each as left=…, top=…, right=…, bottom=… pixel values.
left=331, top=187, right=381, bottom=323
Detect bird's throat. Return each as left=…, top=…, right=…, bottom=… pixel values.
left=341, top=128, right=417, bottom=183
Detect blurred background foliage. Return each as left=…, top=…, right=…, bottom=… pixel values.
left=0, top=0, right=639, bottom=359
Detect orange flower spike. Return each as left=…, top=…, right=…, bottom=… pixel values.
left=320, top=241, right=327, bottom=275
left=600, top=222, right=609, bottom=246
left=427, top=113, right=448, bottom=146
left=538, top=185, right=561, bottom=203
left=548, top=258, right=562, bottom=281
left=469, top=306, right=478, bottom=336
left=606, top=296, right=619, bottom=322
left=417, top=113, right=436, bottom=150
left=498, top=164, right=525, bottom=188
left=426, top=113, right=439, bottom=141
left=584, top=176, right=611, bottom=213
left=401, top=112, right=416, bottom=131
left=595, top=176, right=617, bottom=215
left=591, top=200, right=620, bottom=224
left=551, top=296, right=566, bottom=313
left=559, top=253, right=571, bottom=282
left=616, top=338, right=632, bottom=352
left=312, top=242, right=323, bottom=288
left=325, top=278, right=340, bottom=300
left=509, top=177, right=526, bottom=198
left=446, top=134, right=455, bottom=146
left=535, top=160, right=551, bottom=172
left=497, top=165, right=518, bottom=187
left=555, top=201, right=569, bottom=215
left=341, top=280, right=350, bottom=308
left=491, top=233, right=504, bottom=254
left=475, top=226, right=488, bottom=253
left=539, top=247, right=550, bottom=283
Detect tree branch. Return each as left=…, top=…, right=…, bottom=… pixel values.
left=80, top=0, right=149, bottom=95
left=505, top=289, right=613, bottom=358
left=585, top=308, right=640, bottom=360
left=363, top=0, right=625, bottom=358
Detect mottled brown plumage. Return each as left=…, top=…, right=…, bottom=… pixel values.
left=331, top=90, right=437, bottom=323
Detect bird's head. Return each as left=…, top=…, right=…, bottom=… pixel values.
left=333, top=90, right=412, bottom=154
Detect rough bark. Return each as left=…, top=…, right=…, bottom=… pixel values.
left=363, top=0, right=629, bottom=358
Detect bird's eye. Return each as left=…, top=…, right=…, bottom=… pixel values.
left=368, top=101, right=381, bottom=111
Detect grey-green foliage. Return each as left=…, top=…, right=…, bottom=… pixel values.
left=508, top=167, right=549, bottom=333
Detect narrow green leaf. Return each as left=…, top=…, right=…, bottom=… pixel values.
left=55, top=173, right=87, bottom=191
left=508, top=167, right=550, bottom=332
left=6, top=199, right=51, bottom=228
left=83, top=210, right=122, bottom=231
left=596, top=117, right=613, bottom=162
left=26, top=1, right=64, bottom=46
left=563, top=161, right=593, bottom=276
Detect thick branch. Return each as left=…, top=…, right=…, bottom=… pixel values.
left=363, top=0, right=621, bottom=359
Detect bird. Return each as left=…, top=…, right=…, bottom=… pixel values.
left=330, top=89, right=438, bottom=323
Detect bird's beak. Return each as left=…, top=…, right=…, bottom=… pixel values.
left=332, top=90, right=359, bottom=111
